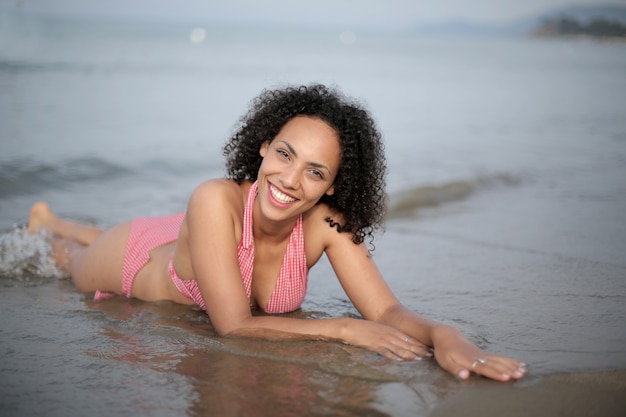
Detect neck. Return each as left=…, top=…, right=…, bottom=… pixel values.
left=252, top=201, right=299, bottom=244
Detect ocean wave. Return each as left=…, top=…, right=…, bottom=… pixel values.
left=0, top=59, right=84, bottom=74
left=0, top=58, right=176, bottom=75
left=0, top=226, right=65, bottom=282
left=0, top=156, right=220, bottom=198
left=386, top=173, right=521, bottom=219
left=0, top=156, right=133, bottom=197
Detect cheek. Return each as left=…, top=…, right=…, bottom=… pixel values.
left=258, top=154, right=276, bottom=171
left=306, top=181, right=333, bottom=199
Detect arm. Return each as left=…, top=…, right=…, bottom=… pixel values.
left=184, top=181, right=375, bottom=342
left=187, top=183, right=524, bottom=380
left=325, top=229, right=526, bottom=381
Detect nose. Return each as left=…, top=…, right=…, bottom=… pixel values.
left=278, top=165, right=300, bottom=189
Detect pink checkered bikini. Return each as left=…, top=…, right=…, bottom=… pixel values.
left=95, top=181, right=308, bottom=314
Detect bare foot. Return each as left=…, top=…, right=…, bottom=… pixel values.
left=28, top=201, right=55, bottom=234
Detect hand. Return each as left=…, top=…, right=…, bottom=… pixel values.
left=342, top=318, right=432, bottom=361
left=431, top=326, right=526, bottom=382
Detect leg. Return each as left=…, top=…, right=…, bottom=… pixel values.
left=29, top=202, right=131, bottom=294
left=28, top=202, right=103, bottom=245
left=51, top=238, right=84, bottom=274
left=60, top=221, right=132, bottom=294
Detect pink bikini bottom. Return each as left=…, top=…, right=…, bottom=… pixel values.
left=93, top=212, right=185, bottom=300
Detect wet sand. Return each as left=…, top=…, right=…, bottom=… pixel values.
left=2, top=213, right=626, bottom=416
left=430, top=370, right=626, bottom=417
left=2, top=179, right=626, bottom=416
left=2, top=190, right=626, bottom=416
left=2, top=278, right=624, bottom=417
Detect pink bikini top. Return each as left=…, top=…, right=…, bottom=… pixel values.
left=169, top=181, right=308, bottom=313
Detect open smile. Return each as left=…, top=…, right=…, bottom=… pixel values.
left=269, top=183, right=298, bottom=204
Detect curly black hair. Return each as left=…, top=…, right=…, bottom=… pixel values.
left=223, top=84, right=387, bottom=246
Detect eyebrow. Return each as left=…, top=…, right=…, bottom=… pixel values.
left=279, top=140, right=333, bottom=175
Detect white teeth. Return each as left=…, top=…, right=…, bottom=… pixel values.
left=270, top=185, right=296, bottom=203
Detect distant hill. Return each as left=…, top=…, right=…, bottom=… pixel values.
left=532, top=4, right=626, bottom=38
left=534, top=15, right=626, bottom=38
left=538, top=3, right=626, bottom=23
left=408, top=19, right=531, bottom=37
left=408, top=3, right=626, bottom=37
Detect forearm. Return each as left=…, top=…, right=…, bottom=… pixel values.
left=220, top=308, right=459, bottom=362
left=222, top=315, right=351, bottom=343
left=375, top=304, right=456, bottom=347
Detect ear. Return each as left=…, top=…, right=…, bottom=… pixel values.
left=325, top=184, right=335, bottom=196
left=259, top=141, right=270, bottom=157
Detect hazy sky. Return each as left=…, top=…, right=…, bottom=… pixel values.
left=3, top=0, right=625, bottom=28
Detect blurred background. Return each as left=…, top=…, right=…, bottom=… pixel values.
left=2, top=0, right=625, bottom=227
left=1, top=2, right=626, bottom=415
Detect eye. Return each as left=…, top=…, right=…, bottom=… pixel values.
left=309, top=169, right=325, bottom=180
left=276, top=149, right=289, bottom=159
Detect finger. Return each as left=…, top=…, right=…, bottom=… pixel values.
left=448, top=357, right=518, bottom=381
left=381, top=349, right=403, bottom=361
left=443, top=359, right=472, bottom=380
left=378, top=338, right=428, bottom=361
left=398, top=336, right=432, bottom=359
left=384, top=344, right=419, bottom=361
left=484, top=356, right=527, bottom=378
left=470, top=356, right=527, bottom=381
left=481, top=356, right=527, bottom=380
left=378, top=345, right=408, bottom=361
left=474, top=361, right=511, bottom=381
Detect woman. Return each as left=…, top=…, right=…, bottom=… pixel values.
left=28, top=84, right=526, bottom=382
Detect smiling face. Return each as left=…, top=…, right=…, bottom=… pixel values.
left=256, top=116, right=341, bottom=222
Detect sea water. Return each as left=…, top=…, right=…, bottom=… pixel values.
left=1, top=13, right=625, bottom=417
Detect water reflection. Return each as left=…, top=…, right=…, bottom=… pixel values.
left=84, top=297, right=463, bottom=416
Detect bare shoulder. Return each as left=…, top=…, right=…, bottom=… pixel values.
left=185, top=179, right=251, bottom=235
left=188, top=179, right=252, bottom=212
left=303, top=203, right=373, bottom=274
left=190, top=179, right=241, bottom=202
left=303, top=203, right=351, bottom=251
left=176, top=180, right=247, bottom=271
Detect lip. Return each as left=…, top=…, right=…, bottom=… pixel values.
left=267, top=182, right=299, bottom=207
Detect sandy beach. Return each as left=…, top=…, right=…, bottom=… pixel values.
left=431, top=370, right=626, bottom=417
left=2, top=187, right=625, bottom=417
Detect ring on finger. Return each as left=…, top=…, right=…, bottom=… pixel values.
left=471, top=357, right=487, bottom=369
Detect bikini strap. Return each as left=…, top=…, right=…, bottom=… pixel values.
left=238, top=182, right=257, bottom=301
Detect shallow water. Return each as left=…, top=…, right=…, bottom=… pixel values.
left=1, top=12, right=626, bottom=417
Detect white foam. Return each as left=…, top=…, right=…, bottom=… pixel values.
left=0, top=226, right=66, bottom=281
